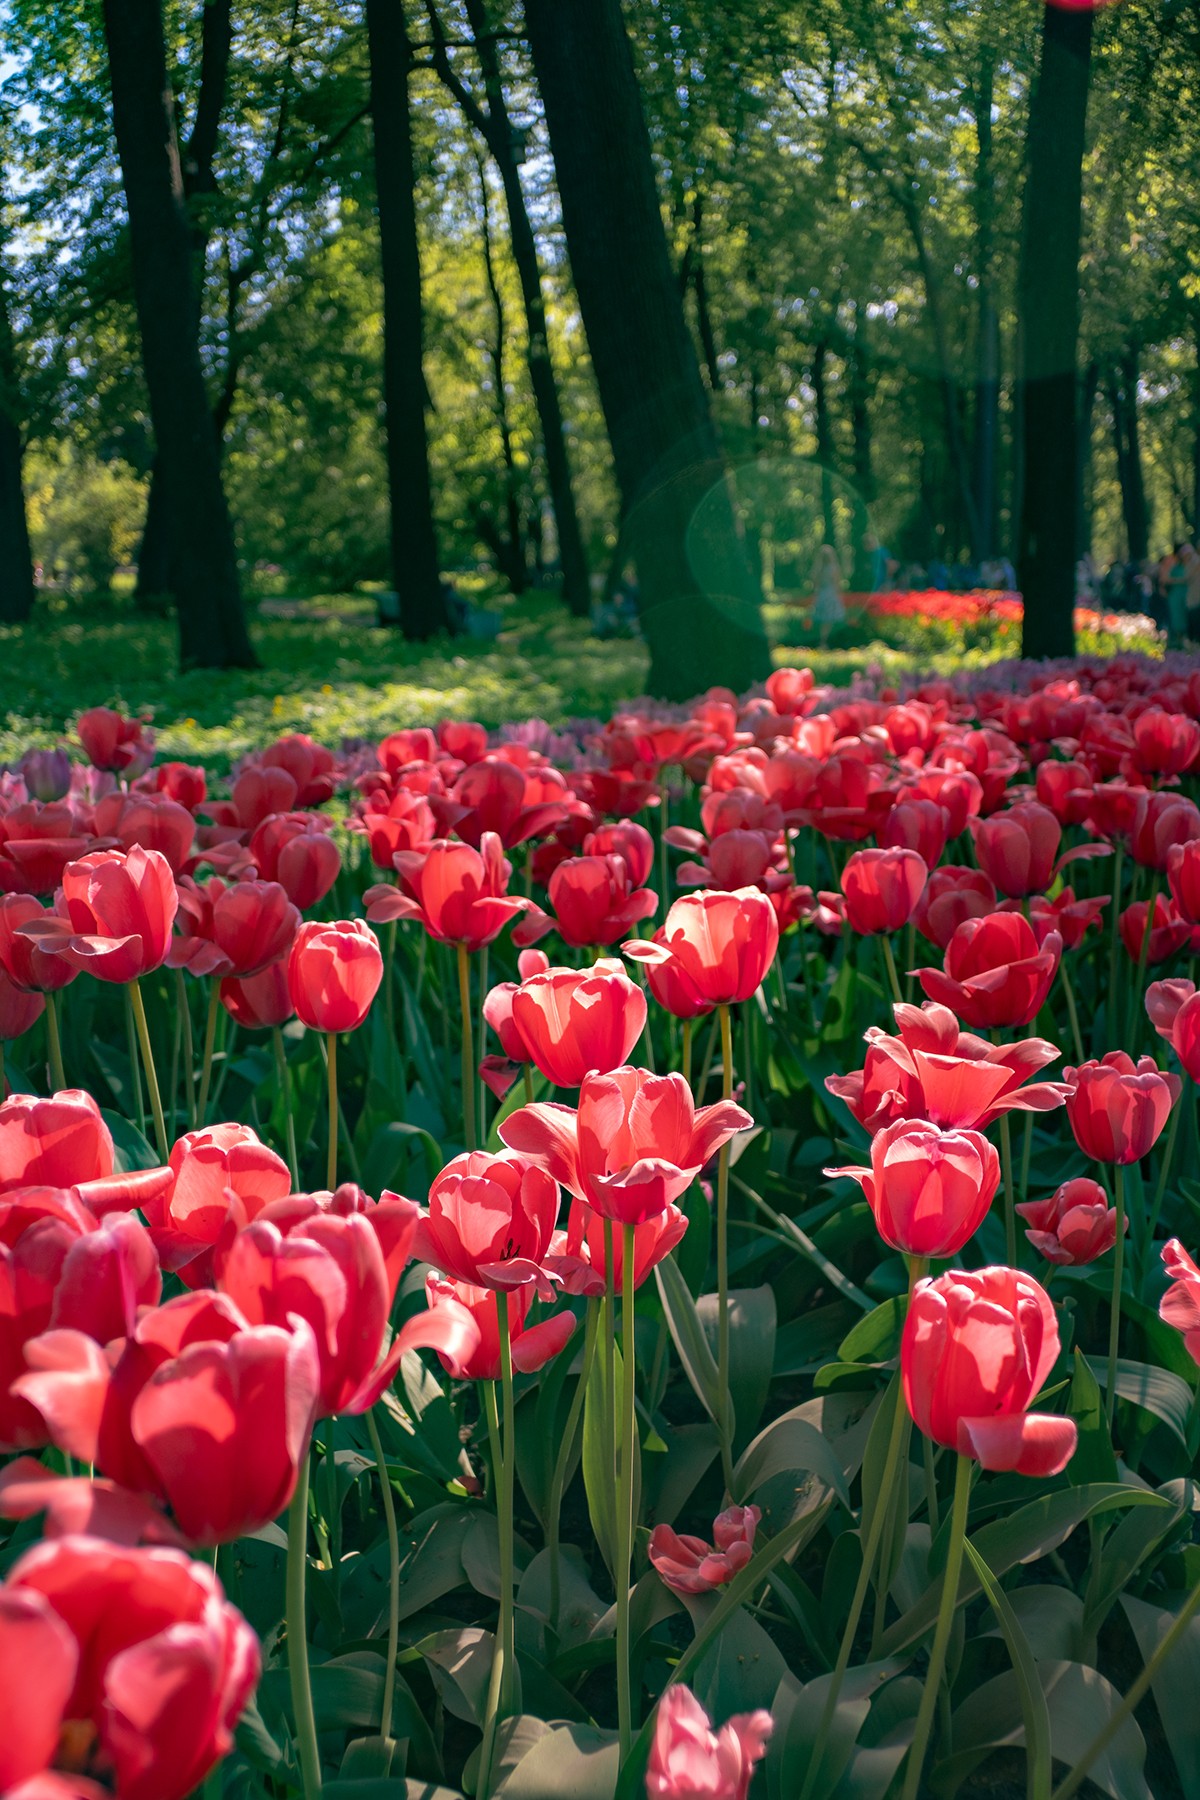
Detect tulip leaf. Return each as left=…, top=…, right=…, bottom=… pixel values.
left=932, top=1661, right=1152, bottom=1800
left=412, top=1626, right=494, bottom=1727
left=837, top=1297, right=906, bottom=1366
left=1093, top=1357, right=1195, bottom=1445
left=691, top=1600, right=788, bottom=1716
left=879, top=1484, right=1170, bottom=1656
left=963, top=1538, right=1053, bottom=1800
left=1082, top=1490, right=1188, bottom=1643
left=492, top=1717, right=619, bottom=1799
left=696, top=1283, right=777, bottom=1450
left=581, top=1336, right=622, bottom=1577
left=324, top=1783, right=465, bottom=1799
left=765, top=1661, right=908, bottom=1800
left=655, top=1253, right=722, bottom=1426
left=1066, top=1351, right=1118, bottom=1487
left=362, top=1119, right=442, bottom=1195
left=1121, top=1592, right=1200, bottom=1795
left=733, top=1407, right=851, bottom=1509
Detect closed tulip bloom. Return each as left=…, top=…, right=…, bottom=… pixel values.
left=104, top=794, right=195, bottom=873
left=366, top=833, right=526, bottom=951
left=361, top=790, right=437, bottom=869
left=424, top=1274, right=575, bottom=1381
left=828, top=1118, right=999, bottom=1257
left=0, top=968, right=43, bottom=1041
left=16, top=1290, right=321, bottom=1544
left=501, top=1066, right=751, bottom=1225
left=1, top=1535, right=259, bottom=1800
left=1035, top=758, right=1094, bottom=826
left=76, top=705, right=155, bottom=774
left=1129, top=791, right=1200, bottom=872
left=551, top=1195, right=688, bottom=1295
left=248, top=812, right=341, bottom=910
left=287, top=918, right=382, bottom=1033
left=1132, top=707, right=1200, bottom=776
left=0, top=1089, right=113, bottom=1193
left=1145, top=976, right=1196, bottom=1042
left=0, top=800, right=92, bottom=897
left=219, top=960, right=295, bottom=1030
left=18, top=746, right=72, bottom=802
left=23, top=847, right=178, bottom=983
left=913, top=867, right=997, bottom=951
left=208, top=879, right=300, bottom=977
left=1017, top=1178, right=1124, bottom=1266
left=142, top=1123, right=292, bottom=1287
left=1160, top=1239, right=1200, bottom=1365
left=1064, top=1052, right=1180, bottom=1164
left=840, top=847, right=927, bottom=935
left=1119, top=894, right=1192, bottom=965
left=971, top=802, right=1060, bottom=899
left=1167, top=839, right=1200, bottom=924
left=882, top=797, right=950, bottom=868
left=642, top=936, right=716, bottom=1019
left=1153, top=985, right=1200, bottom=1081
left=625, top=888, right=779, bottom=1006
left=585, top=820, right=655, bottom=887
left=902, top=1266, right=1077, bottom=1476
left=649, top=1505, right=760, bottom=1596
left=645, top=1686, right=773, bottom=1800
left=414, top=1150, right=559, bottom=1292
left=255, top=731, right=338, bottom=806
left=0, top=895, right=78, bottom=993
left=151, top=759, right=208, bottom=811
left=547, top=854, right=657, bottom=948
left=443, top=755, right=568, bottom=849
left=916, top=912, right=1062, bottom=1030
left=510, top=959, right=647, bottom=1087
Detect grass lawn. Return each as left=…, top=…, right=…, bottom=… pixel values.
left=2, top=583, right=1157, bottom=766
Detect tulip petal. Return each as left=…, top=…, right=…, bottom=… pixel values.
left=958, top=1410, right=1077, bottom=1477
left=510, top=1307, right=576, bottom=1373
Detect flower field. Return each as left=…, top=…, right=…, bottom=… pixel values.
left=3, top=655, right=1200, bottom=1800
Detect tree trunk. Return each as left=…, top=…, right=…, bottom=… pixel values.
left=971, top=49, right=998, bottom=563
left=365, top=0, right=444, bottom=639
left=812, top=339, right=837, bottom=549
left=1077, top=358, right=1098, bottom=561
left=101, top=0, right=255, bottom=668
left=1016, top=3, right=1093, bottom=660
left=477, top=158, right=528, bottom=593
left=523, top=0, right=771, bottom=700
left=134, top=454, right=172, bottom=604
left=1107, top=350, right=1148, bottom=563
left=457, top=0, right=591, bottom=617
left=0, top=258, right=34, bottom=623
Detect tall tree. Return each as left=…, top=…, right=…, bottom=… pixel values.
left=523, top=0, right=770, bottom=699
left=426, top=0, right=591, bottom=616
left=101, top=0, right=256, bottom=668
left=365, top=0, right=444, bottom=639
left=0, top=220, right=35, bottom=623
left=1016, top=3, right=1093, bottom=659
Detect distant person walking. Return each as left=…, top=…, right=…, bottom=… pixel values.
left=811, top=543, right=845, bottom=648
left=1165, top=544, right=1190, bottom=647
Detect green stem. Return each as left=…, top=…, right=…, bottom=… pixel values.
left=365, top=1408, right=400, bottom=1739
left=1106, top=1164, right=1127, bottom=1431
left=273, top=1025, right=300, bottom=1189
left=716, top=1003, right=735, bottom=1495
left=617, top=1223, right=638, bottom=1761
left=547, top=1301, right=599, bottom=1636
left=458, top=943, right=476, bottom=1152
left=522, top=1062, right=534, bottom=1105
left=125, top=987, right=146, bottom=1140
left=603, top=1219, right=618, bottom=1561
left=287, top=1453, right=323, bottom=1800
left=1145, top=1084, right=1183, bottom=1258
left=326, top=1032, right=338, bottom=1191
left=1130, top=871, right=1159, bottom=1057
left=129, top=978, right=169, bottom=1160
left=478, top=943, right=489, bottom=1143
left=175, top=970, right=195, bottom=1128
left=880, top=933, right=904, bottom=1006
left=680, top=1018, right=692, bottom=1090
left=899, top=1453, right=973, bottom=1800
left=996, top=1087, right=1017, bottom=1267
left=1059, top=957, right=1085, bottom=1064
left=196, top=982, right=220, bottom=1125
left=1051, top=1578, right=1200, bottom=1800
left=1106, top=841, right=1124, bottom=1045
left=44, top=990, right=66, bottom=1092
left=478, top=1296, right=516, bottom=1800
left=384, top=919, right=396, bottom=1043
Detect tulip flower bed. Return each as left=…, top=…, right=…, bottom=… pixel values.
left=4, top=656, right=1200, bottom=1800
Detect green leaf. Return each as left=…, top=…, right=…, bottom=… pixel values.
left=880, top=1484, right=1170, bottom=1656
left=412, top=1626, right=494, bottom=1727
left=732, top=1407, right=851, bottom=1510
left=655, top=1254, right=722, bottom=1426
left=492, top=1718, right=620, bottom=1798
left=691, top=1600, right=787, bottom=1716
left=1082, top=1490, right=1186, bottom=1642
left=1122, top=1592, right=1200, bottom=1795
left=963, top=1538, right=1052, bottom=1800
left=837, top=1297, right=905, bottom=1367
left=696, top=1284, right=777, bottom=1450
left=362, top=1119, right=442, bottom=1195
left=1067, top=1351, right=1118, bottom=1487
left=1094, top=1357, right=1194, bottom=1445
left=324, top=1783, right=465, bottom=1800
left=766, top=1662, right=907, bottom=1800
left=582, top=1335, right=620, bottom=1577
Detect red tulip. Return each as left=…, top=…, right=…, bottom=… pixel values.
left=916, top=912, right=1062, bottom=1030
left=219, top=961, right=295, bottom=1031
left=625, top=888, right=779, bottom=1006
left=1017, top=1177, right=1123, bottom=1266
left=1167, top=840, right=1200, bottom=925
left=546, top=854, right=657, bottom=948
left=104, top=794, right=196, bottom=873
left=22, top=847, right=178, bottom=983
left=0, top=801, right=91, bottom=897
left=287, top=918, right=382, bottom=1033
left=151, top=760, right=208, bottom=811
left=1131, top=707, right=1200, bottom=776
left=414, top=1150, right=559, bottom=1292
left=248, top=812, right=341, bottom=910
left=882, top=797, right=950, bottom=868
left=0, top=968, right=43, bottom=1041
left=970, top=802, right=1061, bottom=899
left=501, top=1066, right=750, bottom=1224
left=509, top=959, right=647, bottom=1087
left=76, top=705, right=154, bottom=774
left=550, top=1194, right=687, bottom=1294
left=766, top=665, right=814, bottom=713
left=840, top=847, right=927, bottom=935
left=0, top=1089, right=113, bottom=1193
left=366, top=834, right=527, bottom=951
left=16, top=1289, right=321, bottom=1543
left=902, top=1266, right=1077, bottom=1476
left=1146, top=980, right=1200, bottom=1081
left=1160, top=1238, right=1200, bottom=1365
left=1129, top=791, right=1200, bottom=872
left=828, top=1118, right=999, bottom=1257
left=230, top=764, right=299, bottom=830
left=912, top=867, right=999, bottom=950
left=0, top=1535, right=258, bottom=1800
left=1118, top=894, right=1191, bottom=965
left=360, top=790, right=437, bottom=869
left=142, top=1123, right=292, bottom=1287
left=208, top=879, right=300, bottom=977
left=787, top=750, right=897, bottom=841
left=255, top=731, right=337, bottom=806
left=0, top=1457, right=186, bottom=1546
left=645, top=1686, right=773, bottom=1800
left=1063, top=1052, right=1180, bottom=1164
left=648, top=1504, right=760, bottom=1596
left=438, top=718, right=489, bottom=764
left=0, top=895, right=78, bottom=993
left=675, top=829, right=776, bottom=893
left=585, top=820, right=655, bottom=887
left=1035, top=759, right=1094, bottom=826
left=1013, top=887, right=1107, bottom=952
left=423, top=1274, right=575, bottom=1381
left=439, top=755, right=569, bottom=849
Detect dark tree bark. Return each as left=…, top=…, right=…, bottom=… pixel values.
left=1077, top=357, right=1099, bottom=560
left=425, top=0, right=590, bottom=617
left=477, top=157, right=528, bottom=593
left=971, top=48, right=999, bottom=563
left=811, top=339, right=837, bottom=549
left=523, top=0, right=770, bottom=699
left=365, top=0, right=444, bottom=639
left=1016, top=3, right=1093, bottom=659
left=680, top=193, right=721, bottom=392
left=0, top=250, right=35, bottom=622
left=1107, top=348, right=1148, bottom=561
left=102, top=0, right=255, bottom=667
